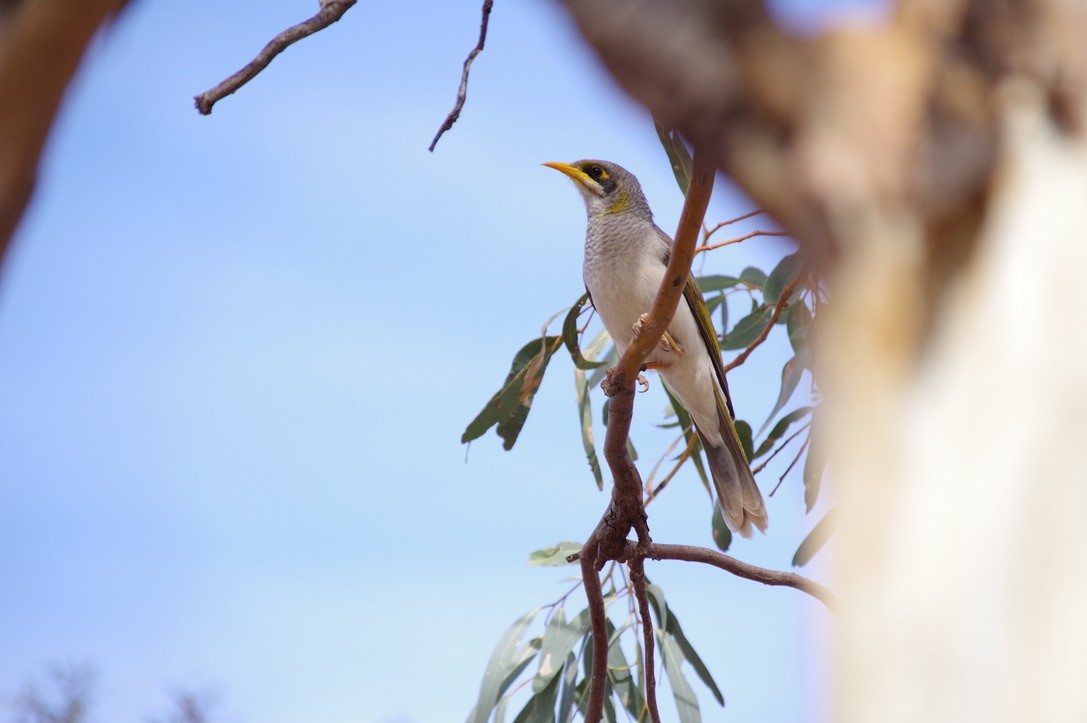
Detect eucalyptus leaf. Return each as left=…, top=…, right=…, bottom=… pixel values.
left=654, top=118, right=693, bottom=194
left=739, top=266, right=767, bottom=289
left=753, top=406, right=813, bottom=459
left=764, top=252, right=801, bottom=305
left=658, top=632, right=702, bottom=723
left=527, top=542, right=583, bottom=566
left=512, top=670, right=561, bottom=723
left=556, top=652, right=579, bottom=723
left=562, top=292, right=607, bottom=371
left=646, top=583, right=724, bottom=707
left=533, top=608, right=591, bottom=693
left=467, top=609, right=541, bottom=723
left=803, top=419, right=826, bottom=512
left=721, top=306, right=772, bottom=351
left=605, top=620, right=647, bottom=719
left=695, top=274, right=742, bottom=293
left=734, top=419, right=754, bottom=461
left=786, top=299, right=813, bottom=355
left=711, top=504, right=732, bottom=552
left=793, top=508, right=835, bottom=566
left=755, top=353, right=810, bottom=439
left=463, top=336, right=562, bottom=450
left=662, top=385, right=711, bottom=495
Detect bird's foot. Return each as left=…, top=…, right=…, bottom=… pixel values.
left=633, top=313, right=684, bottom=355
left=660, top=330, right=684, bottom=355
left=636, top=373, right=650, bottom=392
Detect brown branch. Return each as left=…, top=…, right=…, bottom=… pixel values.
left=628, top=541, right=837, bottom=611
left=428, top=0, right=493, bottom=151
left=703, top=208, right=765, bottom=239
left=752, top=421, right=811, bottom=476
left=193, top=0, right=356, bottom=115
left=696, top=229, right=788, bottom=254
left=723, top=266, right=806, bottom=373
left=629, top=557, right=661, bottom=723
left=578, top=151, right=715, bottom=723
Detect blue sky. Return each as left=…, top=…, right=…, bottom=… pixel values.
left=0, top=1, right=845, bottom=721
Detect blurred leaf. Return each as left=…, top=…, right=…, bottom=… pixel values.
left=533, top=609, right=591, bottom=693
left=586, top=343, right=616, bottom=390
left=658, top=632, right=701, bottom=723
left=755, top=353, right=810, bottom=439
left=793, top=508, right=835, bottom=566
left=786, top=299, right=813, bottom=355
left=468, top=609, right=541, bottom=723
left=463, top=336, right=562, bottom=450
left=662, top=385, right=711, bottom=495
left=734, top=419, right=754, bottom=461
left=556, top=652, right=579, bottom=723
left=695, top=274, right=742, bottom=293
left=646, top=583, right=724, bottom=707
left=753, top=406, right=813, bottom=459
left=513, top=670, right=561, bottom=723
left=711, top=504, right=732, bottom=552
left=803, top=419, right=827, bottom=512
left=653, top=118, right=693, bottom=194
left=764, top=252, right=801, bottom=305
left=527, top=542, right=582, bottom=566
left=739, top=266, right=766, bottom=289
left=575, top=328, right=610, bottom=489
left=721, top=306, right=771, bottom=350
left=627, top=437, right=638, bottom=462
left=605, top=619, right=646, bottom=718
left=562, top=293, right=607, bottom=371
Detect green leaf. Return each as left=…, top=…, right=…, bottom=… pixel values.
left=653, top=118, right=693, bottom=194
left=721, top=305, right=771, bottom=350
left=755, top=353, right=810, bottom=439
left=786, top=299, right=813, bottom=355
left=694, top=274, right=742, bottom=293
left=605, top=620, right=646, bottom=719
left=512, top=669, right=561, bottom=723
left=586, top=343, right=616, bottom=390
left=662, top=385, right=711, bottom=495
left=658, top=632, right=702, bottom=723
left=468, top=609, right=542, bottom=723
left=646, top=584, right=725, bottom=707
left=753, top=406, right=813, bottom=459
left=562, top=293, right=607, bottom=371
left=556, top=652, right=579, bottom=723
left=803, top=420, right=827, bottom=512
left=739, top=266, right=767, bottom=289
left=575, top=328, right=611, bottom=490
left=793, top=508, right=835, bottom=566
left=763, top=252, right=801, bottom=305
left=711, top=504, right=732, bottom=552
left=463, top=336, right=562, bottom=450
left=527, top=542, right=582, bottom=566
left=733, top=419, right=754, bottom=461
left=533, top=609, right=591, bottom=693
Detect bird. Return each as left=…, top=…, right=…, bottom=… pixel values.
left=544, top=159, right=768, bottom=537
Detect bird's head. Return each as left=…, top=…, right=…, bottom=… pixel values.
left=543, top=159, right=650, bottom=219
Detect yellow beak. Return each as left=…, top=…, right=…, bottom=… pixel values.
left=542, top=162, right=606, bottom=197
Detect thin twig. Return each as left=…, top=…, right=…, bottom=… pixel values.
left=752, top=421, right=811, bottom=476
left=194, top=0, right=356, bottom=115
left=702, top=209, right=765, bottom=240
left=696, top=229, right=788, bottom=254
left=723, top=266, right=806, bottom=373
left=428, top=0, right=493, bottom=151
left=631, top=541, right=837, bottom=611
left=644, top=431, right=699, bottom=504
left=769, top=437, right=810, bottom=496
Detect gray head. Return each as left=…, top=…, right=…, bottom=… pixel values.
left=543, top=159, right=653, bottom=220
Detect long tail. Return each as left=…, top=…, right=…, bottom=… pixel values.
left=697, top=406, right=768, bottom=538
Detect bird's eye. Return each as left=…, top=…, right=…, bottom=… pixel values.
left=587, top=165, right=604, bottom=179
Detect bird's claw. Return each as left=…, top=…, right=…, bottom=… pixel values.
left=636, top=373, right=650, bottom=392
left=633, top=313, right=684, bottom=355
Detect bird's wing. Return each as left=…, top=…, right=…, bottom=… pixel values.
left=682, top=274, right=737, bottom=420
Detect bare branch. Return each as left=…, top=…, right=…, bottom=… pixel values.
left=194, top=0, right=356, bottom=115
left=630, top=557, right=662, bottom=723
left=635, top=541, right=836, bottom=611
left=428, top=0, right=493, bottom=151
left=696, top=229, right=788, bottom=254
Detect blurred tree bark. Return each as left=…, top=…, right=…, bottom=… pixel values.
left=0, top=0, right=128, bottom=270
left=556, top=0, right=1087, bottom=720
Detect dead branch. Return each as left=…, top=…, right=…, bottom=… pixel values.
left=194, top=0, right=356, bottom=115
left=429, top=0, right=494, bottom=151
